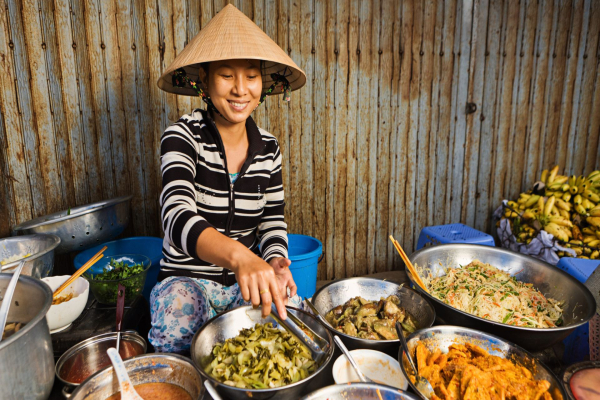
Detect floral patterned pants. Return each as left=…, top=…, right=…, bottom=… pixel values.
left=148, top=276, right=302, bottom=353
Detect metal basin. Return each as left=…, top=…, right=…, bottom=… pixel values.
left=0, top=274, right=55, bottom=400
left=399, top=326, right=567, bottom=400
left=300, top=383, right=421, bottom=400
left=12, top=195, right=132, bottom=254
left=55, top=330, right=147, bottom=395
left=311, top=277, right=436, bottom=352
left=408, top=244, right=597, bottom=351
left=0, top=234, right=60, bottom=278
left=191, top=306, right=334, bottom=400
left=69, top=353, right=203, bottom=399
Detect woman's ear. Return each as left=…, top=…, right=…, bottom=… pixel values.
left=198, top=67, right=209, bottom=92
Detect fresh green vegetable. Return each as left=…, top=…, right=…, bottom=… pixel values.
left=86, top=258, right=147, bottom=304
left=206, top=323, right=316, bottom=389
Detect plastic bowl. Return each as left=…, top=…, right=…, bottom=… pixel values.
left=332, top=349, right=408, bottom=390
left=42, top=276, right=89, bottom=332
left=83, top=254, right=150, bottom=305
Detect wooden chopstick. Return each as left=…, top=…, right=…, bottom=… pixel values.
left=53, top=246, right=107, bottom=299
left=389, top=236, right=428, bottom=293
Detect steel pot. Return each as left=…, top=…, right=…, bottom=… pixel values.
left=0, top=234, right=61, bottom=278
left=408, top=244, right=597, bottom=351
left=0, top=273, right=54, bottom=399
left=55, top=330, right=147, bottom=397
left=191, top=306, right=335, bottom=400
left=311, top=277, right=436, bottom=352
left=69, top=353, right=203, bottom=400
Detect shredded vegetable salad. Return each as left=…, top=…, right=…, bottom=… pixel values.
left=424, top=260, right=563, bottom=328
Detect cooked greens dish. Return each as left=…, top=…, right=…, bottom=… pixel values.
left=325, top=295, right=418, bottom=340
left=85, top=258, right=147, bottom=304
left=93, top=258, right=145, bottom=281
left=206, top=322, right=317, bottom=389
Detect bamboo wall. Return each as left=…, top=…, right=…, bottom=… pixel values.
left=1, top=0, right=600, bottom=280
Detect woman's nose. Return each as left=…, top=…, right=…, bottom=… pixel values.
left=232, top=75, right=248, bottom=95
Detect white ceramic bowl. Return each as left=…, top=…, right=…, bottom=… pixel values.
left=332, top=349, right=408, bottom=390
left=42, top=275, right=89, bottom=332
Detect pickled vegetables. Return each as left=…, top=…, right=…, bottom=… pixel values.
left=206, top=322, right=317, bottom=389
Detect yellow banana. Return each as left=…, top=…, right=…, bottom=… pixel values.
left=507, top=201, right=519, bottom=209
left=575, top=204, right=587, bottom=215
left=525, top=195, right=540, bottom=208
left=583, top=190, right=600, bottom=203
left=544, top=196, right=556, bottom=217
left=541, top=169, right=549, bottom=183
left=582, top=227, right=596, bottom=235
left=563, top=193, right=572, bottom=202
left=587, top=217, right=600, bottom=228
left=589, top=239, right=600, bottom=248
left=576, top=175, right=585, bottom=187
left=548, top=165, right=559, bottom=184
left=570, top=240, right=583, bottom=245
left=579, top=182, right=590, bottom=194
left=584, top=235, right=597, bottom=244
left=537, top=197, right=545, bottom=213
left=548, top=182, right=563, bottom=191
left=591, top=250, right=599, bottom=259
left=589, top=170, right=600, bottom=179
left=574, top=195, right=583, bottom=205
left=522, top=211, right=536, bottom=220
left=545, top=223, right=568, bottom=242
left=569, top=175, right=577, bottom=187
left=570, top=185, right=579, bottom=195
left=589, top=171, right=600, bottom=182
left=554, top=176, right=569, bottom=184
left=561, top=184, right=570, bottom=192
left=596, top=230, right=600, bottom=239
left=591, top=208, right=600, bottom=217
left=559, top=209, right=570, bottom=219
left=582, top=199, right=595, bottom=211
left=555, top=198, right=571, bottom=211
left=548, top=216, right=573, bottom=227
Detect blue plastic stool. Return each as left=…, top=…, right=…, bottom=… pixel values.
left=556, top=257, right=600, bottom=364
left=287, top=234, right=323, bottom=299
left=74, top=237, right=163, bottom=302
left=416, top=223, right=495, bottom=250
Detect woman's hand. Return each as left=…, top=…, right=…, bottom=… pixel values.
left=268, top=257, right=297, bottom=306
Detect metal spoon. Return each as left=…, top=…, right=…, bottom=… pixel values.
left=0, top=261, right=25, bottom=343
left=396, top=322, right=434, bottom=398
left=270, top=304, right=328, bottom=364
left=304, top=297, right=333, bottom=328
left=203, top=380, right=223, bottom=400
left=106, top=347, right=143, bottom=400
left=333, top=335, right=372, bottom=383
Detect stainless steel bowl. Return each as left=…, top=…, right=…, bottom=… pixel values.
left=399, top=325, right=567, bottom=400
left=55, top=330, right=147, bottom=395
left=12, top=195, right=132, bottom=254
left=0, top=234, right=61, bottom=278
left=69, top=353, right=204, bottom=400
left=0, top=274, right=55, bottom=400
left=191, top=306, right=334, bottom=400
left=408, top=244, right=597, bottom=351
left=300, top=383, right=421, bottom=400
left=311, top=277, right=436, bottom=352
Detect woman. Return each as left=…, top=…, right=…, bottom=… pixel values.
left=151, top=4, right=307, bottom=353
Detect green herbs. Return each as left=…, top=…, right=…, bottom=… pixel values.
left=206, top=323, right=316, bottom=389
left=86, top=258, right=147, bottom=304
left=93, top=258, right=145, bottom=281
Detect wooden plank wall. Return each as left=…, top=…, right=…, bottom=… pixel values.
left=1, top=0, right=600, bottom=280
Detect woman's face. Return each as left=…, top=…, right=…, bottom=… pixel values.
left=203, top=59, right=262, bottom=125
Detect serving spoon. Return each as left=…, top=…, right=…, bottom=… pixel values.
left=333, top=335, right=372, bottom=383
left=106, top=347, right=143, bottom=400
left=396, top=322, right=434, bottom=398
left=0, top=260, right=25, bottom=343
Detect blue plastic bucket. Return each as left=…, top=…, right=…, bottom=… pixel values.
left=73, top=236, right=163, bottom=301
left=287, top=234, right=322, bottom=299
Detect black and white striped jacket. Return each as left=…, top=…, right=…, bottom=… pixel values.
left=159, top=109, right=288, bottom=283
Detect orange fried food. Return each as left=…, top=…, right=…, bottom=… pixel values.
left=410, top=342, right=555, bottom=400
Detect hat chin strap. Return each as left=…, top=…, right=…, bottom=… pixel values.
left=172, top=68, right=292, bottom=120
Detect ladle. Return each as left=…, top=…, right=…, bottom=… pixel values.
left=333, top=335, right=372, bottom=383
left=0, top=260, right=25, bottom=343
left=396, top=322, right=434, bottom=398
left=106, top=347, right=143, bottom=400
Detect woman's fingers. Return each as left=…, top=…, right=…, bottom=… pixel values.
left=259, top=282, right=273, bottom=318
left=249, top=277, right=261, bottom=308
left=268, top=278, right=287, bottom=320
left=239, top=279, right=250, bottom=303
left=288, top=278, right=298, bottom=298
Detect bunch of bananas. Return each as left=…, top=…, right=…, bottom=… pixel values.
left=502, top=166, right=600, bottom=259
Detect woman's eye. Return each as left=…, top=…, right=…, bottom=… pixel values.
left=248, top=75, right=258, bottom=79
left=221, top=74, right=233, bottom=79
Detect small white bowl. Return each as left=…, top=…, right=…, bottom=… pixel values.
left=332, top=349, right=408, bottom=390
left=42, top=275, right=89, bottom=332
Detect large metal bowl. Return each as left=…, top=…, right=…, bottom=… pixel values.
left=69, top=353, right=203, bottom=399
left=191, top=306, right=334, bottom=400
left=12, top=195, right=132, bottom=254
left=408, top=244, right=597, bottom=351
left=0, top=234, right=61, bottom=278
left=0, top=274, right=55, bottom=399
left=399, top=326, right=567, bottom=400
left=300, top=383, right=421, bottom=400
left=311, top=277, right=436, bottom=352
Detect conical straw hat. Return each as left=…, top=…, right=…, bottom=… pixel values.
left=158, top=4, right=306, bottom=97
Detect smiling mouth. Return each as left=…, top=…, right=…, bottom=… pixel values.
left=228, top=100, right=249, bottom=111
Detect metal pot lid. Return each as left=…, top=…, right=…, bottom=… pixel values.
left=12, top=195, right=132, bottom=232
